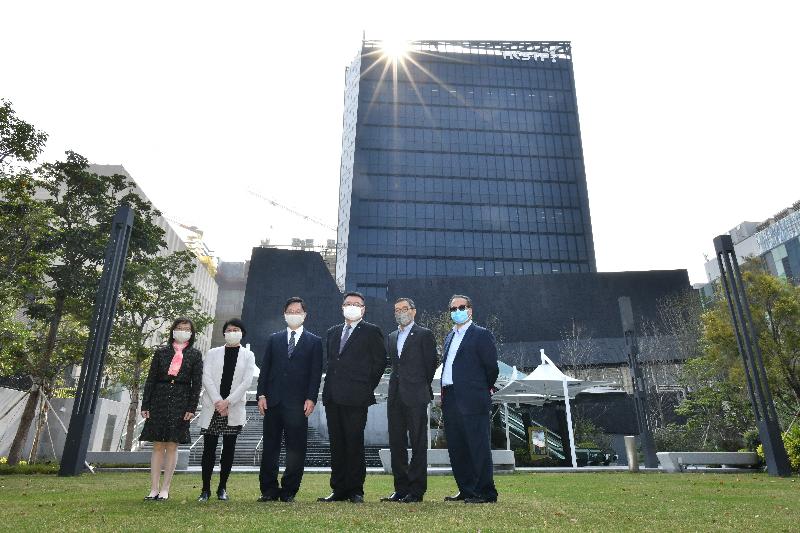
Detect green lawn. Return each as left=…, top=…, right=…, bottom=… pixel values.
left=0, top=472, right=797, bottom=532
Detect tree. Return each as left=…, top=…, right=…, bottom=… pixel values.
left=107, top=251, right=213, bottom=450
left=0, top=100, right=52, bottom=358
left=672, top=270, right=800, bottom=451
left=6, top=151, right=163, bottom=465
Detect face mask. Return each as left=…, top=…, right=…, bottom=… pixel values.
left=285, top=313, right=305, bottom=329
left=173, top=330, right=191, bottom=343
left=343, top=305, right=363, bottom=321
left=224, top=331, right=242, bottom=345
left=451, top=309, right=470, bottom=324
left=395, top=311, right=413, bottom=327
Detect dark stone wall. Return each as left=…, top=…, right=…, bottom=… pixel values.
left=241, top=247, right=394, bottom=366
left=242, top=247, right=691, bottom=368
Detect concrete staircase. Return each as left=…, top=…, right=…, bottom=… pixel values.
left=146, top=405, right=384, bottom=468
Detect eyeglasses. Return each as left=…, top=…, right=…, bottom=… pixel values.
left=343, top=303, right=364, bottom=308
left=394, top=307, right=414, bottom=313
left=449, top=305, right=470, bottom=312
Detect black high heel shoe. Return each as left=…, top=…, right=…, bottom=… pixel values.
left=144, top=493, right=158, bottom=501
left=155, top=494, right=169, bottom=501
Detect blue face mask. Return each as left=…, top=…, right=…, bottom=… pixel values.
left=451, top=309, right=469, bottom=324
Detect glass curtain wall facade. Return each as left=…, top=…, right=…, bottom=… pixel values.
left=336, top=41, right=596, bottom=298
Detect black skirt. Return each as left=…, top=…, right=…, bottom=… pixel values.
left=139, top=382, right=192, bottom=444
left=201, top=411, right=242, bottom=436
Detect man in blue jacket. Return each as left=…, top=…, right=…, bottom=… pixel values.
left=257, top=297, right=323, bottom=502
left=440, top=294, right=499, bottom=504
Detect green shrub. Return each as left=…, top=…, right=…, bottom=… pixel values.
left=755, top=425, right=800, bottom=472
left=0, top=462, right=59, bottom=475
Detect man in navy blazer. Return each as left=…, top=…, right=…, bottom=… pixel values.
left=257, top=297, right=323, bottom=502
left=440, top=294, right=499, bottom=504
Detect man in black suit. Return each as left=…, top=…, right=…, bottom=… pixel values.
left=318, top=291, right=387, bottom=503
left=381, top=297, right=437, bottom=503
left=440, top=294, right=499, bottom=504
left=257, top=297, right=323, bottom=502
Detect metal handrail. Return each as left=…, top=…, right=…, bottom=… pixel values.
left=253, top=436, right=263, bottom=466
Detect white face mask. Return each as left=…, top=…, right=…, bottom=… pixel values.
left=342, top=305, right=363, bottom=321
left=284, top=313, right=305, bottom=329
left=224, top=331, right=242, bottom=345
left=173, top=330, right=191, bottom=343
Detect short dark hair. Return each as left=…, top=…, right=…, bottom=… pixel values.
left=169, top=316, right=196, bottom=347
left=394, top=297, right=415, bottom=309
left=284, top=296, right=307, bottom=312
left=343, top=291, right=365, bottom=304
left=448, top=294, right=472, bottom=308
left=222, top=317, right=246, bottom=336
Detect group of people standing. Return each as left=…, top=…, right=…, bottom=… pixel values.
left=139, top=292, right=499, bottom=505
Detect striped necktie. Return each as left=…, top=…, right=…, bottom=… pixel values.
left=288, top=330, right=296, bottom=357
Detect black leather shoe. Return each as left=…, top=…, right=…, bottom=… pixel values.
left=144, top=495, right=158, bottom=501
left=349, top=494, right=364, bottom=504
left=217, top=488, right=228, bottom=501
left=444, top=492, right=465, bottom=501
left=257, top=495, right=279, bottom=502
left=380, top=492, right=407, bottom=502
left=400, top=494, right=423, bottom=503
left=464, top=497, right=495, bottom=504
left=317, top=493, right=347, bottom=502
left=280, top=494, right=295, bottom=503
left=197, top=490, right=211, bottom=502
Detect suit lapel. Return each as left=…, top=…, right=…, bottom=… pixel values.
left=442, top=330, right=454, bottom=366
left=388, top=330, right=399, bottom=360
left=341, top=321, right=362, bottom=354
left=454, top=324, right=474, bottom=359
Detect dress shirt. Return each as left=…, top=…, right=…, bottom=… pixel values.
left=441, top=320, right=472, bottom=386
left=396, top=321, right=414, bottom=357
left=286, top=325, right=304, bottom=345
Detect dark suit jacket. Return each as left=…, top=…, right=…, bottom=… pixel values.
left=322, top=320, right=387, bottom=407
left=441, top=324, right=499, bottom=415
left=387, top=323, right=437, bottom=406
left=257, top=328, right=323, bottom=407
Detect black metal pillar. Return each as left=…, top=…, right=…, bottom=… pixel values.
left=618, top=296, right=658, bottom=468
left=713, top=234, right=791, bottom=476
left=59, top=204, right=134, bottom=476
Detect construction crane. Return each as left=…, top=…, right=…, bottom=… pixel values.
left=247, top=189, right=337, bottom=232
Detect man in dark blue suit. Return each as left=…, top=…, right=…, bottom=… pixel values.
left=440, top=294, right=499, bottom=504
left=257, top=297, right=323, bottom=502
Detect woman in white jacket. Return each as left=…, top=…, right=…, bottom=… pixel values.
left=197, top=318, right=255, bottom=502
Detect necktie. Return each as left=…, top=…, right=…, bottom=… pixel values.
left=339, top=325, right=351, bottom=354
left=288, top=330, right=296, bottom=357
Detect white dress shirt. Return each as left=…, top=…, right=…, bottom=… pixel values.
left=286, top=325, right=304, bottom=346
left=441, top=320, right=472, bottom=386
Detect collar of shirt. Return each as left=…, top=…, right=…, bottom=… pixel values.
left=398, top=321, right=415, bottom=333
left=452, top=320, right=473, bottom=335
left=343, top=319, right=361, bottom=333
left=286, top=326, right=304, bottom=342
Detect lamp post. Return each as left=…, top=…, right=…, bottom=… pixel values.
left=713, top=234, right=791, bottom=477
left=59, top=205, right=133, bottom=476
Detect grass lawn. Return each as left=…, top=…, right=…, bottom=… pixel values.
left=0, top=471, right=798, bottom=532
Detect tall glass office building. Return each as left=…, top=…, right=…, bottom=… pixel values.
left=336, top=40, right=596, bottom=298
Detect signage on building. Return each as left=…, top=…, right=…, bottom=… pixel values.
left=755, top=209, right=800, bottom=254
left=502, top=50, right=558, bottom=63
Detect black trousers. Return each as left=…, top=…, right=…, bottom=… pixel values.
left=442, top=396, right=497, bottom=501
left=201, top=434, right=238, bottom=492
left=387, top=400, right=429, bottom=497
left=259, top=403, right=308, bottom=498
left=325, top=402, right=368, bottom=497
